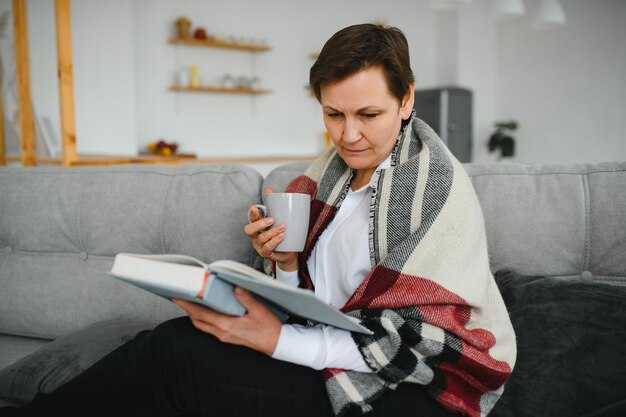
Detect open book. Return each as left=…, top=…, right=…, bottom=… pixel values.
left=108, top=253, right=372, bottom=335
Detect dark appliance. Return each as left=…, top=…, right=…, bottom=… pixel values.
left=413, top=87, right=472, bottom=162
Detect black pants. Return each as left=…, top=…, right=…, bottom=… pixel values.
left=2, top=317, right=458, bottom=417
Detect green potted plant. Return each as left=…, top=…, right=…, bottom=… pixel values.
left=488, top=121, right=518, bottom=160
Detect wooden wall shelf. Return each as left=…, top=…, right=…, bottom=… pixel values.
left=5, top=153, right=186, bottom=166
left=184, top=155, right=317, bottom=165
left=5, top=153, right=316, bottom=167
left=168, top=37, right=271, bottom=52
left=169, top=85, right=271, bottom=95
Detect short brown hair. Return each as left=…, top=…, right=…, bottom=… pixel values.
left=309, top=24, right=415, bottom=104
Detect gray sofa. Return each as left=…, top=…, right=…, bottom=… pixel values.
left=1, top=161, right=625, bottom=416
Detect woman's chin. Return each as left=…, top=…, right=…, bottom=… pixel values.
left=339, top=152, right=369, bottom=169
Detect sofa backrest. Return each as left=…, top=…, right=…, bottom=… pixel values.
left=2, top=160, right=625, bottom=341
left=0, top=165, right=263, bottom=340
left=263, top=161, right=626, bottom=286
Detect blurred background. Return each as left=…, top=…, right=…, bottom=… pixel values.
left=1, top=0, right=624, bottom=174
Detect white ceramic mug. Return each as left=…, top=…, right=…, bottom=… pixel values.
left=249, top=193, right=310, bottom=252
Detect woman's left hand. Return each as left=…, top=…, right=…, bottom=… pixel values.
left=173, top=287, right=282, bottom=356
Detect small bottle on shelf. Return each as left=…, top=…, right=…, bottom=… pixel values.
left=190, top=65, right=199, bottom=87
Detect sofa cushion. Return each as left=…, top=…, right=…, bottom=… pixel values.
left=0, top=319, right=153, bottom=404
left=0, top=164, right=263, bottom=340
left=490, top=270, right=626, bottom=417
left=464, top=162, right=626, bottom=283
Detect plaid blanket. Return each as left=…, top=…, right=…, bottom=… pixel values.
left=284, top=114, right=517, bottom=417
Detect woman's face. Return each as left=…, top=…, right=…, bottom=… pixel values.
left=320, top=66, right=414, bottom=181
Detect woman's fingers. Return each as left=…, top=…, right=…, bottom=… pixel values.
left=258, top=224, right=284, bottom=244
left=173, top=293, right=282, bottom=356
left=175, top=299, right=228, bottom=332
left=243, top=216, right=287, bottom=260
left=248, top=205, right=262, bottom=223
left=244, top=188, right=291, bottom=261
left=243, top=216, right=274, bottom=238
left=257, top=226, right=286, bottom=256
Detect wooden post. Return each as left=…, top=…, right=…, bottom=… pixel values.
left=0, top=75, right=5, bottom=166
left=55, top=0, right=77, bottom=167
left=12, top=0, right=36, bottom=166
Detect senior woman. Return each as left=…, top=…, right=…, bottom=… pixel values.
left=1, top=24, right=516, bottom=417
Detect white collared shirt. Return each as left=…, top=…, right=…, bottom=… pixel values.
left=271, top=155, right=392, bottom=372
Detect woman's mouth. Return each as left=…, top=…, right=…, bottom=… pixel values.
left=342, top=148, right=367, bottom=154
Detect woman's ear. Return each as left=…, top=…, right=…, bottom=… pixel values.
left=400, top=84, right=415, bottom=119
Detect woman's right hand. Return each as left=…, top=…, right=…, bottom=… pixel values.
left=244, top=188, right=299, bottom=272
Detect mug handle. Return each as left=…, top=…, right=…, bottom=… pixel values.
left=247, top=204, right=267, bottom=223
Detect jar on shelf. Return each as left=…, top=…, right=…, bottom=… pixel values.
left=220, top=74, right=236, bottom=89
left=176, top=67, right=190, bottom=87
left=236, top=76, right=251, bottom=89
left=249, top=76, right=261, bottom=90
left=175, top=16, right=192, bottom=38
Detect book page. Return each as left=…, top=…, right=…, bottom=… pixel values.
left=117, top=253, right=209, bottom=269
left=210, top=259, right=282, bottom=284
left=111, top=254, right=207, bottom=293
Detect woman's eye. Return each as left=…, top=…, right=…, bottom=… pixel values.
left=362, top=113, right=378, bottom=119
left=327, top=113, right=342, bottom=119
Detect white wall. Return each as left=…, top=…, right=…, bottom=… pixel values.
left=71, top=0, right=137, bottom=155
left=496, top=0, right=626, bottom=164
left=457, top=1, right=499, bottom=163
left=130, top=0, right=436, bottom=158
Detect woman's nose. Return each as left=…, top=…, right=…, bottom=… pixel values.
left=343, top=118, right=362, bottom=143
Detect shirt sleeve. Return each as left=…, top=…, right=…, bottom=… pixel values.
left=271, top=323, right=373, bottom=373
left=275, top=265, right=300, bottom=287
